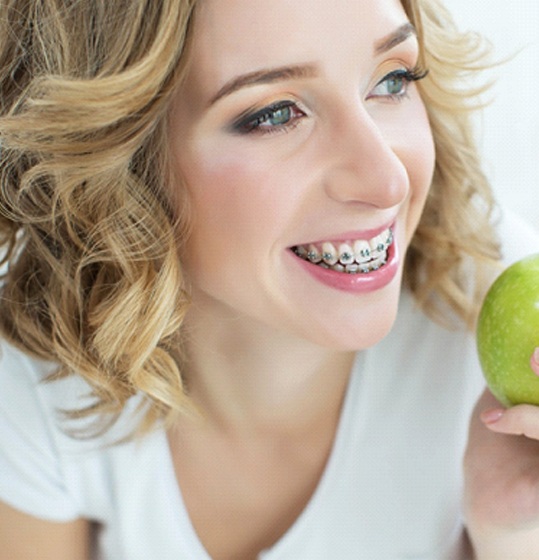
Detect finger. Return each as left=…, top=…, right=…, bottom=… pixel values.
left=531, top=348, right=539, bottom=377
left=466, top=391, right=539, bottom=532
left=482, top=403, right=539, bottom=439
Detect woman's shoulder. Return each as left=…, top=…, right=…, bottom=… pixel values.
left=0, top=336, right=55, bottom=378
left=0, top=337, right=154, bottom=521
left=0, top=337, right=145, bottom=437
left=0, top=338, right=96, bottom=428
left=0, top=338, right=83, bottom=520
left=0, top=338, right=61, bottom=426
left=0, top=337, right=148, bottom=474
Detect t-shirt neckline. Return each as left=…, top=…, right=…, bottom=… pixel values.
left=157, top=352, right=365, bottom=559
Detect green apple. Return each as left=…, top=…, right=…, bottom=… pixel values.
left=476, top=253, right=539, bottom=407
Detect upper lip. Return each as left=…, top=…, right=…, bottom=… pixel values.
left=290, top=220, right=396, bottom=247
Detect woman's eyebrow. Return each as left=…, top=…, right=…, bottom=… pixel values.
left=208, top=64, right=318, bottom=106
left=208, top=23, right=417, bottom=107
left=374, top=22, right=417, bottom=55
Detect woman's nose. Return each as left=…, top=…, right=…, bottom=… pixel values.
left=322, top=105, right=408, bottom=209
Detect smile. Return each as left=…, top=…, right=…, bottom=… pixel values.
left=292, top=227, right=393, bottom=274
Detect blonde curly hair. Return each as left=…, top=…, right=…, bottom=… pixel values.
left=0, top=0, right=500, bottom=433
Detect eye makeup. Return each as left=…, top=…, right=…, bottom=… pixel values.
left=227, top=63, right=428, bottom=136
left=368, top=65, right=428, bottom=101
left=230, top=100, right=308, bottom=135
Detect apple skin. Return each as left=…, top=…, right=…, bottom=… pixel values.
left=476, top=254, right=539, bottom=407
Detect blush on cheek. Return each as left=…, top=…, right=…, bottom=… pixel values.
left=191, top=143, right=292, bottom=220
left=183, top=153, right=280, bottom=254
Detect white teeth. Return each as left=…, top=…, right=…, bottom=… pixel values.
left=294, top=227, right=393, bottom=274
left=307, top=244, right=322, bottom=263
left=370, top=254, right=387, bottom=270
left=338, top=243, right=354, bottom=265
left=322, top=242, right=338, bottom=266
left=353, top=240, right=371, bottom=263
left=369, top=234, right=386, bottom=256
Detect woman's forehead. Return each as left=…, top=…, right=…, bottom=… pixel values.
left=186, top=0, right=410, bottom=97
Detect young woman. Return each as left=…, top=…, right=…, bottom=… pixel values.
left=0, top=0, right=538, bottom=558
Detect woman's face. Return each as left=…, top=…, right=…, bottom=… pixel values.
left=169, top=0, right=435, bottom=350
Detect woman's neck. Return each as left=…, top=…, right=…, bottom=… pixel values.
left=179, top=305, right=356, bottom=436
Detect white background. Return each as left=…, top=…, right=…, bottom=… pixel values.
left=443, top=0, right=538, bottom=234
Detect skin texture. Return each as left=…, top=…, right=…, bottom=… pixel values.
left=463, top=347, right=539, bottom=560
left=170, top=0, right=434, bottom=354
left=168, top=0, right=539, bottom=555
left=168, top=0, right=434, bottom=424
left=166, top=0, right=434, bottom=557
left=1, top=0, right=436, bottom=558
left=465, top=389, right=539, bottom=559
left=0, top=501, right=90, bottom=560
left=2, top=0, right=538, bottom=557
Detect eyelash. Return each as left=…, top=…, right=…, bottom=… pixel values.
left=231, top=65, right=428, bottom=136
left=368, top=65, right=428, bottom=102
left=231, top=100, right=307, bottom=136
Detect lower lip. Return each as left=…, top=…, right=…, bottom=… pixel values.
left=289, top=235, right=400, bottom=294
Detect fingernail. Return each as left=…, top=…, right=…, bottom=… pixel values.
left=480, top=408, right=505, bottom=424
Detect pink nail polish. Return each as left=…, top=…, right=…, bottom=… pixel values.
left=480, top=408, right=504, bottom=424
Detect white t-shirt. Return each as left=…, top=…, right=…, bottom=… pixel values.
left=0, top=210, right=537, bottom=560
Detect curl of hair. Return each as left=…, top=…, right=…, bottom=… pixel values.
left=0, top=0, right=197, bottom=433
left=0, top=0, right=501, bottom=434
left=402, top=0, right=501, bottom=328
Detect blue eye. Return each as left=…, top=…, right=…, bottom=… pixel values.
left=232, top=101, right=306, bottom=134
left=266, top=106, right=292, bottom=126
left=382, top=73, right=407, bottom=96
left=369, top=66, right=428, bottom=100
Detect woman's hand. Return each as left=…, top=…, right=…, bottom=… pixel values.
left=464, top=348, right=539, bottom=559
